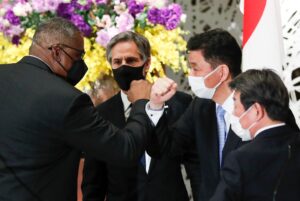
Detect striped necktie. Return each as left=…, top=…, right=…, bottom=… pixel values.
left=124, top=104, right=132, bottom=121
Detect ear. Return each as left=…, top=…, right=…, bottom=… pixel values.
left=253, top=102, right=264, bottom=121
left=50, top=45, right=61, bottom=62
left=219, top=64, right=230, bottom=82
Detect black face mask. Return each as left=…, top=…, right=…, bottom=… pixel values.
left=112, top=64, right=145, bottom=91
left=66, top=59, right=88, bottom=86
left=56, top=47, right=88, bottom=86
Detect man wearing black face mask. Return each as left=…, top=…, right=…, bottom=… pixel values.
left=82, top=31, right=195, bottom=201
left=0, top=18, right=155, bottom=201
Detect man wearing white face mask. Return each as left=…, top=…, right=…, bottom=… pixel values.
left=210, top=69, right=300, bottom=201
left=148, top=29, right=246, bottom=201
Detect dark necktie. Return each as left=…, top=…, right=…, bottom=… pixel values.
left=124, top=104, right=131, bottom=121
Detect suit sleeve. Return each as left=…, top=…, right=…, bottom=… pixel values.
left=61, top=94, right=154, bottom=165
left=165, top=99, right=196, bottom=157
left=210, top=152, right=242, bottom=201
left=82, top=157, right=107, bottom=201
left=150, top=94, right=195, bottom=158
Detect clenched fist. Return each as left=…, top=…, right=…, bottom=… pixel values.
left=149, top=77, right=177, bottom=109
left=127, top=80, right=152, bottom=103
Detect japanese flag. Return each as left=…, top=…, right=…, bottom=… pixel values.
left=241, top=0, right=284, bottom=74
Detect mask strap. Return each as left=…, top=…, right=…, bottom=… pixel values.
left=204, top=65, right=222, bottom=79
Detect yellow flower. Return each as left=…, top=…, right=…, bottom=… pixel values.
left=1, top=27, right=188, bottom=91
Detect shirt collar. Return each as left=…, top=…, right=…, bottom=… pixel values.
left=120, top=90, right=131, bottom=112
left=221, top=91, right=234, bottom=114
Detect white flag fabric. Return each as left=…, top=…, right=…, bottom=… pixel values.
left=242, top=0, right=284, bottom=74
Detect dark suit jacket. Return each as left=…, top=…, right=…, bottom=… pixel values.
left=210, top=125, right=300, bottom=201
left=275, top=134, right=300, bottom=201
left=157, top=98, right=244, bottom=201
left=82, top=91, right=193, bottom=201
left=0, top=56, right=154, bottom=201
left=162, top=98, right=299, bottom=201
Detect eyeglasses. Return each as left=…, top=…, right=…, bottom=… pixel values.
left=48, top=44, right=85, bottom=59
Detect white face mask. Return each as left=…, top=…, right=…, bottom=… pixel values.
left=230, top=106, right=257, bottom=141
left=188, top=66, right=222, bottom=99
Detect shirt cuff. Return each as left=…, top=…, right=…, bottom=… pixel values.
left=145, top=102, right=165, bottom=126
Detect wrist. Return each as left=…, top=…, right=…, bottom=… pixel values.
left=148, top=102, right=164, bottom=111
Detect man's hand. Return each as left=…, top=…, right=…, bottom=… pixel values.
left=127, top=80, right=152, bottom=103
left=149, top=77, right=177, bottom=110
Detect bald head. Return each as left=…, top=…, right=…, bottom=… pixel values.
left=30, top=17, right=82, bottom=51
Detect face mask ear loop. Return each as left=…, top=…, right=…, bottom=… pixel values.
left=203, top=65, right=222, bottom=89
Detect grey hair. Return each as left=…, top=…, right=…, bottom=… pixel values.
left=106, top=31, right=151, bottom=64
left=31, top=17, right=81, bottom=46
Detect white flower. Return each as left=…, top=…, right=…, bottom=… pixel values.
left=180, top=14, right=187, bottom=23
left=78, top=0, right=88, bottom=6
left=2, top=19, right=10, bottom=27
left=13, top=2, right=33, bottom=17
left=96, top=15, right=112, bottom=29
left=137, top=0, right=167, bottom=8
left=0, top=8, right=6, bottom=17
left=114, top=2, right=127, bottom=15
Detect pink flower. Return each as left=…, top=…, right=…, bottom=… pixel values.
left=31, top=0, right=61, bottom=12
left=115, top=12, right=134, bottom=32
left=95, top=26, right=120, bottom=47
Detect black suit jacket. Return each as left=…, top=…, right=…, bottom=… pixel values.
left=82, top=91, right=193, bottom=201
left=157, top=98, right=244, bottom=201
left=0, top=56, right=154, bottom=201
left=275, top=133, right=300, bottom=201
left=210, top=125, right=300, bottom=201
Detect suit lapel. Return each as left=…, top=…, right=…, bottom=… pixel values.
left=103, top=93, right=126, bottom=128
left=222, top=127, right=242, bottom=165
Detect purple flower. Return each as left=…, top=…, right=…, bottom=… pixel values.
left=128, top=0, right=144, bottom=17
left=165, top=16, right=179, bottom=30
left=168, top=3, right=182, bottom=17
left=158, top=8, right=171, bottom=25
left=4, top=10, right=20, bottom=25
left=57, top=3, right=75, bottom=19
left=147, top=7, right=160, bottom=24
left=70, top=14, right=92, bottom=36
left=12, top=35, right=20, bottom=45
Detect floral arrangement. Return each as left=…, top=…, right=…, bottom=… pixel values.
left=0, top=0, right=188, bottom=91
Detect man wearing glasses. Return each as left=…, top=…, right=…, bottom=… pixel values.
left=0, top=17, right=155, bottom=201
